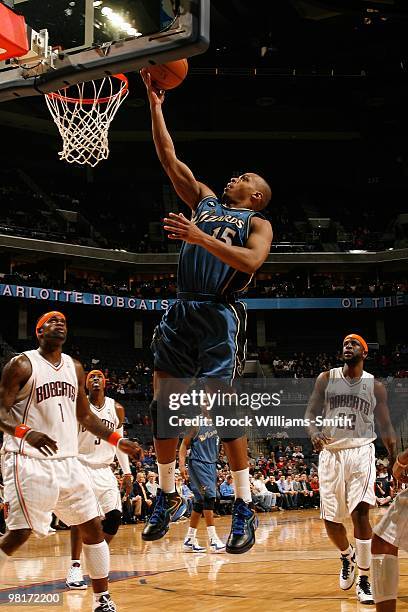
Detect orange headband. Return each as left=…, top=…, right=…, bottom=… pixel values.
left=86, top=370, right=106, bottom=389
left=343, top=334, right=368, bottom=353
left=36, top=311, right=66, bottom=337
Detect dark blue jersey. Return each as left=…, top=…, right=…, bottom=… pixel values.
left=178, top=196, right=265, bottom=296
left=189, top=426, right=219, bottom=464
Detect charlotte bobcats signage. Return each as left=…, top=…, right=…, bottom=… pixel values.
left=0, top=284, right=407, bottom=310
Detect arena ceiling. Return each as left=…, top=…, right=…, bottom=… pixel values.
left=1, top=0, right=408, bottom=140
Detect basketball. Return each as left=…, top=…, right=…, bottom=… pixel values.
left=147, top=59, right=188, bottom=90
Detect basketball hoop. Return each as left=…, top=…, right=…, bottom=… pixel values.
left=45, top=74, right=129, bottom=167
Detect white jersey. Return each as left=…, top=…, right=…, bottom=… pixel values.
left=2, top=349, right=78, bottom=459
left=323, top=367, right=377, bottom=450
left=78, top=396, right=119, bottom=467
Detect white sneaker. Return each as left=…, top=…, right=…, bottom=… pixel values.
left=66, top=564, right=87, bottom=590
left=93, top=594, right=116, bottom=611
left=209, top=538, right=226, bottom=554
left=356, top=576, right=375, bottom=605
left=339, top=546, right=356, bottom=590
left=183, top=537, right=207, bottom=553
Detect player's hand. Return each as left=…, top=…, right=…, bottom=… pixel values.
left=180, top=465, right=188, bottom=480
left=311, top=431, right=332, bottom=452
left=25, top=430, right=58, bottom=456
left=140, top=69, right=165, bottom=107
left=393, top=457, right=408, bottom=483
left=118, top=439, right=144, bottom=458
left=122, top=473, right=133, bottom=496
left=164, top=212, right=205, bottom=245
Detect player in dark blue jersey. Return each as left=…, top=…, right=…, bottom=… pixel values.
left=140, top=70, right=273, bottom=554
left=179, top=425, right=225, bottom=554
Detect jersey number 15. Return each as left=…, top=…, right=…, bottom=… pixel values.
left=212, top=226, right=237, bottom=246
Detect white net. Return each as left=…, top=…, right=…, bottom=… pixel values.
left=45, top=75, right=129, bottom=167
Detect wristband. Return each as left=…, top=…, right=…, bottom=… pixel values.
left=396, top=454, right=408, bottom=469
left=15, top=424, right=31, bottom=439
left=107, top=432, right=122, bottom=447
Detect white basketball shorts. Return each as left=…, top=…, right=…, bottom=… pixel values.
left=80, top=462, right=122, bottom=515
left=319, top=442, right=376, bottom=523
left=373, top=488, right=408, bottom=551
left=2, top=452, right=101, bottom=537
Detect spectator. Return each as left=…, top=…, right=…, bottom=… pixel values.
left=132, top=472, right=154, bottom=521
left=310, top=475, right=320, bottom=508
left=220, top=475, right=235, bottom=501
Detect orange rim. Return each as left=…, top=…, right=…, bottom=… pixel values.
left=46, top=74, right=128, bottom=105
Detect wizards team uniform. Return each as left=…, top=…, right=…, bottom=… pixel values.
left=1, top=350, right=100, bottom=537
left=78, top=397, right=122, bottom=515
left=152, top=196, right=265, bottom=380
left=318, top=367, right=377, bottom=522
left=188, top=426, right=219, bottom=503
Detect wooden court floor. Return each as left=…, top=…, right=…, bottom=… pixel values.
left=0, top=508, right=407, bottom=611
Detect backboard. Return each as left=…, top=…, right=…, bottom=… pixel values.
left=0, top=0, right=209, bottom=101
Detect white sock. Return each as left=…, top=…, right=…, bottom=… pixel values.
left=207, top=526, right=217, bottom=540
left=187, top=527, right=197, bottom=539
left=340, top=544, right=353, bottom=557
left=356, top=538, right=371, bottom=576
left=231, top=468, right=251, bottom=503
left=71, top=559, right=81, bottom=566
left=158, top=461, right=176, bottom=493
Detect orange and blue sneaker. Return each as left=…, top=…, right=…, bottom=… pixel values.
left=142, top=489, right=186, bottom=541
left=226, top=498, right=258, bottom=554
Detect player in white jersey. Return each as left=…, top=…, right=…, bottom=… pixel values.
left=0, top=311, right=141, bottom=612
left=371, top=447, right=408, bottom=611
left=67, top=369, right=142, bottom=590
left=306, top=333, right=396, bottom=605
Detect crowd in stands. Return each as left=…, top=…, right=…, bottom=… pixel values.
left=258, top=345, right=408, bottom=379
left=2, top=265, right=407, bottom=301
left=0, top=168, right=407, bottom=253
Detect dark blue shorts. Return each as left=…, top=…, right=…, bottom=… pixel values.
left=151, top=299, right=247, bottom=380
left=188, top=459, right=217, bottom=501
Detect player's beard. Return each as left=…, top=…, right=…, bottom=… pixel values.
left=344, top=354, right=362, bottom=366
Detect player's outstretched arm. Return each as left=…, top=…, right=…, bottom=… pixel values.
left=0, top=355, right=58, bottom=456
left=164, top=214, right=272, bottom=274
left=374, top=381, right=397, bottom=466
left=140, top=69, right=214, bottom=210
left=74, top=361, right=141, bottom=457
left=304, top=371, right=332, bottom=451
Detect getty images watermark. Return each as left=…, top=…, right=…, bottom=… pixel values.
left=156, top=378, right=407, bottom=439
left=166, top=389, right=354, bottom=429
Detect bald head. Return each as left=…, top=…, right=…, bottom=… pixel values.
left=222, top=172, right=272, bottom=210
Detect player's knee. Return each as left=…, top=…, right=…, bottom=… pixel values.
left=352, top=501, right=370, bottom=517
left=149, top=399, right=158, bottom=437
left=193, top=501, right=204, bottom=514
left=203, top=497, right=215, bottom=511
left=102, top=510, right=122, bottom=536
left=10, top=528, right=32, bottom=546
left=372, top=554, right=399, bottom=603
left=150, top=399, right=178, bottom=440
